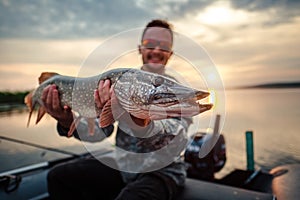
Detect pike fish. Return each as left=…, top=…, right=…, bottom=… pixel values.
left=25, top=68, right=212, bottom=135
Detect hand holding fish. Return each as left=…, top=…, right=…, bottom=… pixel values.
left=41, top=84, right=73, bottom=129
left=95, top=79, right=153, bottom=127
left=94, top=80, right=112, bottom=110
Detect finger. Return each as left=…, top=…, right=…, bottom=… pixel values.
left=103, top=79, right=110, bottom=88
left=97, top=80, right=105, bottom=105
left=52, top=86, right=61, bottom=110
left=94, top=89, right=102, bottom=109
left=46, top=85, right=54, bottom=106
left=63, top=105, right=71, bottom=112
left=98, top=79, right=110, bottom=104
left=99, top=80, right=104, bottom=90
left=101, top=79, right=111, bottom=102
left=41, top=85, right=51, bottom=103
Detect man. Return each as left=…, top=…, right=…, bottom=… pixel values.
left=43, top=19, right=191, bottom=200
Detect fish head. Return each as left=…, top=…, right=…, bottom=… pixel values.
left=113, top=69, right=212, bottom=120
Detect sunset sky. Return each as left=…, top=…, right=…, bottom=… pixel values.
left=0, top=0, right=300, bottom=91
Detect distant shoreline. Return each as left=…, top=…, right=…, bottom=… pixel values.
left=0, top=91, right=29, bottom=104
left=232, top=82, right=300, bottom=89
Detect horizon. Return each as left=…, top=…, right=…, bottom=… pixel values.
left=1, top=79, right=300, bottom=93
left=1, top=1, right=300, bottom=91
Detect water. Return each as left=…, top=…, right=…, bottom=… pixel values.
left=0, top=108, right=113, bottom=172
left=220, top=88, right=300, bottom=177
left=0, top=88, right=299, bottom=177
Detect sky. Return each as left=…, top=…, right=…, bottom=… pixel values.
left=0, top=0, right=300, bottom=91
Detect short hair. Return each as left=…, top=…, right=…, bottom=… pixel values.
left=141, top=19, right=173, bottom=43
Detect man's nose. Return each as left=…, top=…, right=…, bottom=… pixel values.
left=152, top=46, right=163, bottom=52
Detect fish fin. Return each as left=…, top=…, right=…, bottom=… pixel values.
left=25, top=72, right=58, bottom=126
left=68, top=123, right=76, bottom=137
left=99, top=96, right=125, bottom=127
left=24, top=91, right=33, bottom=110
left=36, top=106, right=46, bottom=124
left=26, top=111, right=33, bottom=127
left=99, top=100, right=115, bottom=127
left=24, top=91, right=34, bottom=127
left=68, top=117, right=95, bottom=136
left=87, top=118, right=95, bottom=136
left=38, top=72, right=59, bottom=84
left=199, top=103, right=213, bottom=113
left=68, top=116, right=82, bottom=137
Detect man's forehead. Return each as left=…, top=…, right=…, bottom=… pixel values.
left=143, top=27, right=172, bottom=43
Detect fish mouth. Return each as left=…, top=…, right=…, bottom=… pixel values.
left=147, top=90, right=212, bottom=118
left=150, top=90, right=210, bottom=106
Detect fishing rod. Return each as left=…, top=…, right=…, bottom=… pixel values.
left=0, top=135, right=81, bottom=158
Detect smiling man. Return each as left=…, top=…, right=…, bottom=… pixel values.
left=45, top=19, right=196, bottom=200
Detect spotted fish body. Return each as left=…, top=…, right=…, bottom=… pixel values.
left=46, top=68, right=131, bottom=118
left=25, top=68, right=212, bottom=134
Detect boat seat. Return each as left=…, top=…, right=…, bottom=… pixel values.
left=176, top=178, right=275, bottom=200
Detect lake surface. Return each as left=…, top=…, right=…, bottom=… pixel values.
left=0, top=88, right=299, bottom=178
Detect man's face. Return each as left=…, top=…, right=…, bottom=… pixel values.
left=139, top=27, right=173, bottom=72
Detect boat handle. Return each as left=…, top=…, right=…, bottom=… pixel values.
left=0, top=175, right=22, bottom=193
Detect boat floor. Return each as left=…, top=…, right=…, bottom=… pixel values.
left=0, top=168, right=275, bottom=200
left=2, top=151, right=299, bottom=200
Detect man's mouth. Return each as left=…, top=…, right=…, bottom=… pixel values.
left=149, top=60, right=161, bottom=64
left=148, top=55, right=163, bottom=63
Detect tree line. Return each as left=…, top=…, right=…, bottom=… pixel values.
left=0, top=91, right=30, bottom=104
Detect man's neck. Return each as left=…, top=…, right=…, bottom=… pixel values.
left=141, top=64, right=166, bottom=75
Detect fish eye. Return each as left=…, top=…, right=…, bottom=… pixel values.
left=153, top=77, right=164, bottom=87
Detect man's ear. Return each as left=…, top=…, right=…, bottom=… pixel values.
left=168, top=50, right=173, bottom=59
left=138, top=45, right=142, bottom=54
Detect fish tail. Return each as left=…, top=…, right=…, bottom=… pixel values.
left=38, top=72, right=59, bottom=84
left=36, top=72, right=59, bottom=124
left=24, top=91, right=35, bottom=127
left=25, top=72, right=59, bottom=127
left=36, top=106, right=46, bottom=124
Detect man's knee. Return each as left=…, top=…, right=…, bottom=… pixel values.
left=47, top=164, right=63, bottom=186
left=116, top=174, right=173, bottom=200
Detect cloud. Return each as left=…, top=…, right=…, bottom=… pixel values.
left=0, top=0, right=299, bottom=90
left=0, top=0, right=299, bottom=39
left=0, top=38, right=102, bottom=65
left=229, top=0, right=300, bottom=26
left=201, top=17, right=300, bottom=86
left=0, top=0, right=152, bottom=39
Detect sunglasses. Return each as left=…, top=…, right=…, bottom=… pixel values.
left=142, top=39, right=172, bottom=52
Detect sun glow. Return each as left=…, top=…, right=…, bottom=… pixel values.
left=208, top=89, right=216, bottom=105
left=196, top=2, right=248, bottom=26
